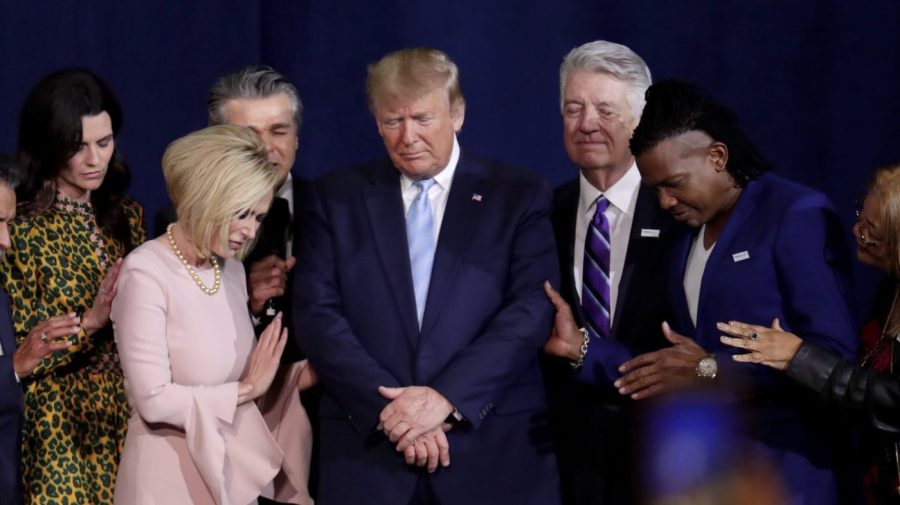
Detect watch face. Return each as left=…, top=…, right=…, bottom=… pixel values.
left=697, top=356, right=717, bottom=379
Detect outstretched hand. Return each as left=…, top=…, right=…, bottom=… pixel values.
left=718, top=318, right=801, bottom=370
left=13, top=313, right=80, bottom=378
left=614, top=321, right=707, bottom=400
left=82, top=258, right=123, bottom=336
left=542, top=281, right=585, bottom=361
left=238, top=312, right=288, bottom=404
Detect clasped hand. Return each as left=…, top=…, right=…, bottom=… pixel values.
left=378, top=385, right=453, bottom=472
left=248, top=255, right=296, bottom=316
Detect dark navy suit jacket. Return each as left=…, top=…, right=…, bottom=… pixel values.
left=294, top=152, right=560, bottom=505
left=667, top=173, right=858, bottom=504
left=0, top=289, right=23, bottom=505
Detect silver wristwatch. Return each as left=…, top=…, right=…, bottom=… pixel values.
left=695, top=354, right=718, bottom=380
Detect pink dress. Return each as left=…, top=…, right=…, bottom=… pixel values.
left=110, top=238, right=313, bottom=505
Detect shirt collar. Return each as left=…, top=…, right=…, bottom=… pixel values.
left=400, top=135, right=460, bottom=192
left=578, top=162, right=641, bottom=216
left=276, top=173, right=293, bottom=200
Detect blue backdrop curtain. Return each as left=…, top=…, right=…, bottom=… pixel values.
left=1, top=0, right=898, bottom=313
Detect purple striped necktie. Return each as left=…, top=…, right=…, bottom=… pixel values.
left=582, top=196, right=611, bottom=339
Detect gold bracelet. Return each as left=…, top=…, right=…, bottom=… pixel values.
left=569, top=328, right=590, bottom=370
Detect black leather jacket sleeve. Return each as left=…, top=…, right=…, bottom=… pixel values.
left=787, top=341, right=900, bottom=434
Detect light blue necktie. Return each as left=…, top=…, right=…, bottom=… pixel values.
left=407, top=179, right=437, bottom=327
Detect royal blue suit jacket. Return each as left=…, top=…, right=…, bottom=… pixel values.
left=0, top=289, right=23, bottom=505
left=667, top=173, right=858, bottom=504
left=294, top=152, right=561, bottom=505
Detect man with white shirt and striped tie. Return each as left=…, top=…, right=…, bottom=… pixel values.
left=541, top=40, right=675, bottom=505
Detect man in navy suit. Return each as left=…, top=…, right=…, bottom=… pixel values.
left=0, top=155, right=25, bottom=505
left=616, top=80, right=858, bottom=504
left=541, top=41, right=673, bottom=505
left=294, top=48, right=560, bottom=505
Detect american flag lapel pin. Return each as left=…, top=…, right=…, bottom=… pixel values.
left=471, top=193, right=483, bottom=202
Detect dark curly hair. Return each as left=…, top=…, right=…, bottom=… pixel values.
left=16, top=68, right=137, bottom=252
left=630, top=80, right=769, bottom=187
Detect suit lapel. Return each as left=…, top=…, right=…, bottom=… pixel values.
left=670, top=228, right=696, bottom=334
left=554, top=182, right=586, bottom=326
left=612, top=186, right=657, bottom=338
left=420, top=155, right=485, bottom=338
left=696, top=177, right=763, bottom=335
left=362, top=162, right=420, bottom=347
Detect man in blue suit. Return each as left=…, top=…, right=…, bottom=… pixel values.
left=615, top=80, right=858, bottom=504
left=0, top=155, right=25, bottom=505
left=294, top=48, right=560, bottom=505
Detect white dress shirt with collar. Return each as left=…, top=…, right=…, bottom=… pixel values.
left=573, top=163, right=641, bottom=324
left=399, top=135, right=460, bottom=242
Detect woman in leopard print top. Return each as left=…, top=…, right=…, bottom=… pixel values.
left=0, top=68, right=144, bottom=505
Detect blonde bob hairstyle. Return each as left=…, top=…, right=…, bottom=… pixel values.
left=366, top=47, right=465, bottom=116
left=162, top=124, right=277, bottom=260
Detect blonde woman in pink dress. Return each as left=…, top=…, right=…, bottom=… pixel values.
left=111, top=125, right=314, bottom=505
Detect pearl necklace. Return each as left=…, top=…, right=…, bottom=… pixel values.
left=166, top=223, right=222, bottom=295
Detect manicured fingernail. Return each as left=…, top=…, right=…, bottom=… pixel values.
left=613, top=380, right=622, bottom=388
left=716, top=322, right=726, bottom=329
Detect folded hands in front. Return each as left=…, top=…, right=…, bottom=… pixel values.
left=377, top=385, right=454, bottom=473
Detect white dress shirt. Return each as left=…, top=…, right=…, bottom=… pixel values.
left=683, top=224, right=715, bottom=326
left=400, top=136, right=460, bottom=241
left=573, top=163, right=641, bottom=323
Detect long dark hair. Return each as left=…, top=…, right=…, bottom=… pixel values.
left=630, top=79, right=769, bottom=187
left=16, top=68, right=136, bottom=252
